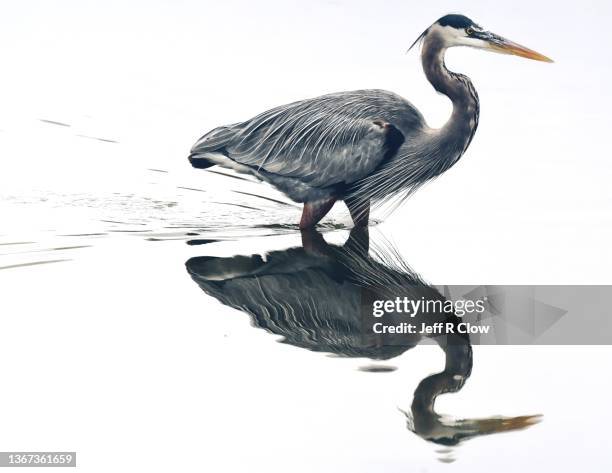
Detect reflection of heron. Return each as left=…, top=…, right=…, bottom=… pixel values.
left=188, top=14, right=551, bottom=228
left=185, top=229, right=540, bottom=447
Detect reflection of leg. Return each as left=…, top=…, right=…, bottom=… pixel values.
left=299, top=198, right=336, bottom=229
left=300, top=229, right=330, bottom=255
left=345, top=196, right=370, bottom=227
left=344, top=226, right=369, bottom=255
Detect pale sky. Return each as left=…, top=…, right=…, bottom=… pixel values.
left=1, top=0, right=610, bottom=281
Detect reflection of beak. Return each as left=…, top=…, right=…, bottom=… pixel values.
left=485, top=32, right=553, bottom=63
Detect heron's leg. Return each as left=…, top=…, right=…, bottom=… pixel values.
left=345, top=196, right=370, bottom=227
left=299, top=198, right=336, bottom=229
left=300, top=228, right=331, bottom=255
left=344, top=226, right=369, bottom=255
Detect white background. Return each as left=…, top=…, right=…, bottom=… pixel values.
left=1, top=0, right=610, bottom=282
left=0, top=1, right=611, bottom=472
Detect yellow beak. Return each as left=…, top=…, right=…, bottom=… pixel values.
left=486, top=33, right=553, bottom=63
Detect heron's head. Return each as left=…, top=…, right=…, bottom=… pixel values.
left=411, top=14, right=553, bottom=63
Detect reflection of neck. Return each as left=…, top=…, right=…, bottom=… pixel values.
left=407, top=335, right=541, bottom=446
left=412, top=336, right=473, bottom=414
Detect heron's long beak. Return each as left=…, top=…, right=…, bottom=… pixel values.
left=483, top=32, right=553, bottom=63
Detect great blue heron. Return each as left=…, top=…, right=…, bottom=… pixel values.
left=185, top=228, right=541, bottom=447
left=189, top=14, right=552, bottom=228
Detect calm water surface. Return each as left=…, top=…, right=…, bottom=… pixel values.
left=1, top=173, right=610, bottom=472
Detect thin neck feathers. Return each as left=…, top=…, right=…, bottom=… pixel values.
left=421, top=34, right=480, bottom=158
left=345, top=33, right=481, bottom=210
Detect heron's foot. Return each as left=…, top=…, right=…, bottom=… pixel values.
left=300, top=228, right=331, bottom=255
left=299, top=198, right=336, bottom=229
left=352, top=218, right=369, bottom=228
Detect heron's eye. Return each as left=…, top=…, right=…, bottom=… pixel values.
left=465, top=27, right=474, bottom=35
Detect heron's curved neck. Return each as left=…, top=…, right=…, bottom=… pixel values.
left=421, top=35, right=480, bottom=158
left=412, top=336, right=473, bottom=413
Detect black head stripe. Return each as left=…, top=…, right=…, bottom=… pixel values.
left=437, top=14, right=475, bottom=29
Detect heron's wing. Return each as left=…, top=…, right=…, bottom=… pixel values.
left=185, top=248, right=408, bottom=359
left=191, top=90, right=417, bottom=189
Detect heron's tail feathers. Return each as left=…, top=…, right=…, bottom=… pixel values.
left=188, top=154, right=216, bottom=169
left=187, top=155, right=215, bottom=169
left=188, top=125, right=236, bottom=169
left=186, top=255, right=266, bottom=282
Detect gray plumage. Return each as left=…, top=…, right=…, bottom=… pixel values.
left=190, top=90, right=419, bottom=204
left=188, top=14, right=551, bottom=227
left=185, top=228, right=459, bottom=359
left=185, top=229, right=540, bottom=445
